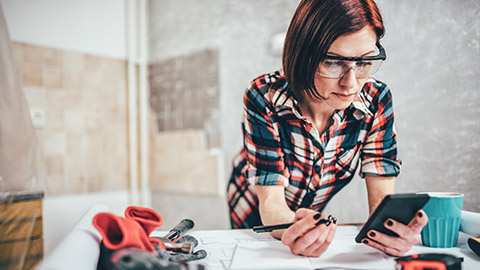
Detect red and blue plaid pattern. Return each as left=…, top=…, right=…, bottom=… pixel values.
left=227, top=70, right=401, bottom=229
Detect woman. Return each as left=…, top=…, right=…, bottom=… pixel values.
left=227, top=0, right=428, bottom=257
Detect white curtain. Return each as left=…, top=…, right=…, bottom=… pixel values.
left=0, top=2, right=44, bottom=193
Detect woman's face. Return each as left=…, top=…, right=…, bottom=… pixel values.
left=312, top=26, right=378, bottom=110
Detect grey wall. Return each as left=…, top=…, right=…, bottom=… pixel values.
left=378, top=0, right=480, bottom=210
left=328, top=0, right=480, bottom=222
left=149, top=0, right=480, bottom=225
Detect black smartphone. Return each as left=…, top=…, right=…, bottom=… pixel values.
left=355, top=193, right=430, bottom=243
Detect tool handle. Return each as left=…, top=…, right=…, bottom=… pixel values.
left=166, top=219, right=194, bottom=241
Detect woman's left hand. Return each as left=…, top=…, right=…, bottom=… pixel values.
left=361, top=210, right=429, bottom=256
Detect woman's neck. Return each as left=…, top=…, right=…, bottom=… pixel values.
left=298, top=97, right=335, bottom=135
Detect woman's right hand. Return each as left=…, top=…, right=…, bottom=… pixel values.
left=280, top=208, right=337, bottom=257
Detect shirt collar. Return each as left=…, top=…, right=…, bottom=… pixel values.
left=271, top=84, right=374, bottom=122
left=350, top=93, right=374, bottom=119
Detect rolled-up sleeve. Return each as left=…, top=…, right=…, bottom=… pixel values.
left=360, top=86, right=402, bottom=178
left=242, top=85, right=289, bottom=187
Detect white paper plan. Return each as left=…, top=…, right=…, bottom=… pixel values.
left=229, top=226, right=394, bottom=270
left=155, top=225, right=478, bottom=270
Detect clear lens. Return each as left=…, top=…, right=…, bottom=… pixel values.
left=318, top=60, right=383, bottom=79
left=320, top=60, right=345, bottom=77
left=367, top=60, right=382, bottom=76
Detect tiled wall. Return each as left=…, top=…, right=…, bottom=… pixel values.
left=148, top=49, right=221, bottom=196
left=149, top=49, right=220, bottom=147
left=13, top=42, right=129, bottom=196
left=150, top=129, right=220, bottom=196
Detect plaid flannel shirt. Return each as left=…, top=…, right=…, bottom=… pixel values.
left=227, top=70, right=401, bottom=229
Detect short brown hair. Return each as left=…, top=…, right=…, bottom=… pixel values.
left=282, top=0, right=385, bottom=100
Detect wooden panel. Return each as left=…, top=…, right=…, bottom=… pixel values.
left=0, top=237, right=43, bottom=260
left=0, top=218, right=43, bottom=241
left=0, top=201, right=42, bottom=222
left=0, top=194, right=44, bottom=270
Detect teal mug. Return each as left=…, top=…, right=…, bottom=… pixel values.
left=419, top=192, right=464, bottom=248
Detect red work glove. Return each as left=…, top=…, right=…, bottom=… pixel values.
left=93, top=212, right=156, bottom=253
left=124, top=206, right=163, bottom=235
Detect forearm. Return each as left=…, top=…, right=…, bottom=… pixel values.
left=256, top=185, right=295, bottom=239
left=365, top=176, right=396, bottom=216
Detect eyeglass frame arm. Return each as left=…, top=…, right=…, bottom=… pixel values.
left=323, top=43, right=386, bottom=62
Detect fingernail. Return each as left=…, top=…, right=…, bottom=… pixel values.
left=369, top=231, right=376, bottom=238
left=363, top=239, right=369, bottom=244
left=325, top=220, right=331, bottom=226
left=386, top=220, right=393, bottom=227
left=314, top=213, right=321, bottom=220
left=315, top=219, right=325, bottom=226
left=418, top=212, right=423, bottom=218
left=333, top=217, right=337, bottom=224
left=327, top=214, right=333, bottom=220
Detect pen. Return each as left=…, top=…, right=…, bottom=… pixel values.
left=253, top=218, right=331, bottom=233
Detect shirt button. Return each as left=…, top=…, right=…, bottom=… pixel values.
left=315, top=166, right=321, bottom=173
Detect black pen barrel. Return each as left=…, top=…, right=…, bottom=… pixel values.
left=253, top=222, right=293, bottom=233
left=252, top=218, right=330, bottom=233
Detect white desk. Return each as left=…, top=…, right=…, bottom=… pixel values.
left=153, top=226, right=480, bottom=270
left=39, top=205, right=480, bottom=270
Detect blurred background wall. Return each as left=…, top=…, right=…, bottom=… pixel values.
left=1, top=0, right=131, bottom=255
left=2, top=0, right=479, bottom=255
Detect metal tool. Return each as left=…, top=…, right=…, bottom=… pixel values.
left=154, top=219, right=195, bottom=254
